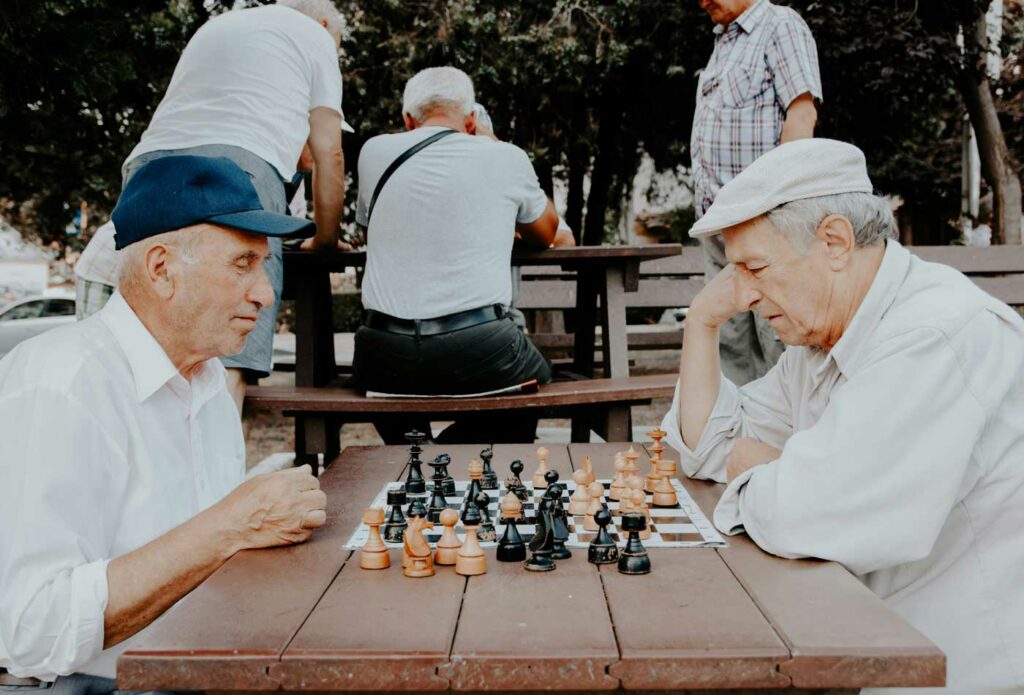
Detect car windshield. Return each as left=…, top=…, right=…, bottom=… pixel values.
left=0, top=300, right=45, bottom=321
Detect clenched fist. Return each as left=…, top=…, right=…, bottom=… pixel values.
left=215, top=464, right=327, bottom=551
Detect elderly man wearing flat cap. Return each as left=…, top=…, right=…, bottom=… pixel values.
left=664, top=139, right=1024, bottom=694
left=0, top=156, right=327, bottom=693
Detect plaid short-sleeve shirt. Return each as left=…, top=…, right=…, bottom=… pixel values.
left=691, top=0, right=822, bottom=216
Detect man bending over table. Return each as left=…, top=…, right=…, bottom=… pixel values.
left=663, top=139, right=1023, bottom=695
left=0, top=156, right=328, bottom=693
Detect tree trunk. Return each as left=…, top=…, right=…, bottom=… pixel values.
left=960, top=2, right=1023, bottom=244
left=566, top=149, right=586, bottom=243
left=583, top=94, right=623, bottom=246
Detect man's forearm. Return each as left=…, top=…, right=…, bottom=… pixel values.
left=311, top=149, right=345, bottom=247
left=779, top=94, right=817, bottom=143
left=678, top=320, right=722, bottom=450
left=103, top=506, right=239, bottom=648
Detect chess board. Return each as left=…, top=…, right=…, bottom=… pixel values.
left=344, top=479, right=727, bottom=550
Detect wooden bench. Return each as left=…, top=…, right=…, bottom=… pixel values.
left=247, top=374, right=677, bottom=466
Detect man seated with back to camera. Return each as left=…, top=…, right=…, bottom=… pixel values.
left=351, top=66, right=560, bottom=444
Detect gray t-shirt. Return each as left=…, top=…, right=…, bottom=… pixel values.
left=356, top=127, right=548, bottom=319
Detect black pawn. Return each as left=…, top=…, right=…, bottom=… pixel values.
left=506, top=460, right=528, bottom=502
left=475, top=490, right=497, bottom=542
left=406, top=493, right=428, bottom=520
left=461, top=491, right=482, bottom=526
left=404, top=430, right=427, bottom=495
left=427, top=458, right=450, bottom=523
left=547, top=483, right=572, bottom=560
left=497, top=514, right=526, bottom=562
left=383, top=488, right=407, bottom=543
left=523, top=508, right=556, bottom=572
left=588, top=509, right=619, bottom=565
left=480, top=447, right=499, bottom=490
left=617, top=512, right=651, bottom=575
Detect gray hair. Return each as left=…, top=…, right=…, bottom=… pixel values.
left=118, top=228, right=204, bottom=297
left=402, top=67, right=475, bottom=122
left=277, top=0, right=345, bottom=42
left=764, top=192, right=897, bottom=253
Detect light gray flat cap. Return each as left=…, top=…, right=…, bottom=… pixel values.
left=690, top=139, right=874, bottom=239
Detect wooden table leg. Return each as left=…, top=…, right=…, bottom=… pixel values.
left=294, top=269, right=336, bottom=388
left=569, top=267, right=601, bottom=441
left=600, top=265, right=632, bottom=441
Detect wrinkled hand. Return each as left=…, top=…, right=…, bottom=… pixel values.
left=726, top=437, right=782, bottom=483
left=689, top=264, right=746, bottom=330
left=300, top=237, right=353, bottom=252
left=217, top=465, right=327, bottom=550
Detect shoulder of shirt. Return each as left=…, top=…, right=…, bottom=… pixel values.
left=878, top=255, right=1018, bottom=345
left=764, top=3, right=814, bottom=34
left=0, top=316, right=118, bottom=398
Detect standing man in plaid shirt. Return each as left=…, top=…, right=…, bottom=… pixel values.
left=693, top=0, right=822, bottom=384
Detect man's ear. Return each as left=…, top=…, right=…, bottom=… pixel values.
left=464, top=111, right=477, bottom=135
left=145, top=244, right=176, bottom=300
left=402, top=112, right=417, bottom=131
left=815, top=214, right=856, bottom=270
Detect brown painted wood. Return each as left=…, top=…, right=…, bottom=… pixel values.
left=246, top=374, right=677, bottom=414
left=718, top=538, right=945, bottom=689
left=908, top=244, right=1024, bottom=272
left=117, top=446, right=409, bottom=691
left=445, top=552, right=618, bottom=691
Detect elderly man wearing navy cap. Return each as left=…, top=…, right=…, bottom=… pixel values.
left=662, top=139, right=1024, bottom=694
left=0, top=156, right=328, bottom=693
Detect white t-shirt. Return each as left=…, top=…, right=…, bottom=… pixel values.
left=126, top=5, right=342, bottom=179
left=356, top=127, right=549, bottom=319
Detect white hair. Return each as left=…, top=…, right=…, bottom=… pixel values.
left=118, top=228, right=203, bottom=297
left=402, top=67, right=475, bottom=122
left=276, top=0, right=345, bottom=42
left=764, top=192, right=898, bottom=253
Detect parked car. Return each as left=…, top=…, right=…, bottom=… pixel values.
left=0, top=292, right=76, bottom=359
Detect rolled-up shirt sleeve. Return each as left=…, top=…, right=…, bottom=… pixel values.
left=662, top=349, right=796, bottom=483
left=714, top=328, right=986, bottom=576
left=766, top=14, right=823, bottom=110
left=0, top=386, right=127, bottom=678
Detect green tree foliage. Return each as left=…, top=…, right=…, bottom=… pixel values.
left=0, top=0, right=1019, bottom=245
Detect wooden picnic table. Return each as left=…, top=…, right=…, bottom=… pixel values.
left=282, top=244, right=683, bottom=387
left=118, top=443, right=944, bottom=693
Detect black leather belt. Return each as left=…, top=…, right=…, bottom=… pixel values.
left=365, top=305, right=506, bottom=337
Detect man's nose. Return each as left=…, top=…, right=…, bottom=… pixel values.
left=733, top=272, right=762, bottom=310
left=249, top=263, right=275, bottom=310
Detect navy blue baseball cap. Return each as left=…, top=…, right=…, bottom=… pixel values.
left=111, top=155, right=316, bottom=249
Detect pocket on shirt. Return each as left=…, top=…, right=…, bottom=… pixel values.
left=720, top=66, right=754, bottom=108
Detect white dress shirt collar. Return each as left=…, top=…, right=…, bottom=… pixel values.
left=98, top=291, right=225, bottom=407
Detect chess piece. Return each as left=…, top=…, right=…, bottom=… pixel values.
left=652, top=458, right=678, bottom=507
left=475, top=490, right=497, bottom=542
left=496, top=492, right=527, bottom=562
left=546, top=483, right=572, bottom=560
left=427, top=459, right=450, bottom=522
left=609, top=455, right=627, bottom=502
left=532, top=446, right=550, bottom=489
left=523, top=506, right=556, bottom=572
left=360, top=508, right=390, bottom=569
left=568, top=469, right=591, bottom=515
left=583, top=481, right=605, bottom=531
left=630, top=487, right=651, bottom=540
left=456, top=497, right=487, bottom=576
left=434, top=508, right=461, bottom=566
left=622, top=445, right=641, bottom=479
left=505, top=459, right=529, bottom=502
left=480, top=447, right=499, bottom=490
left=617, top=512, right=652, bottom=575
left=404, top=430, right=427, bottom=495
left=645, top=427, right=667, bottom=493
left=581, top=454, right=595, bottom=486
left=588, top=509, right=619, bottom=565
left=434, top=453, right=456, bottom=496
left=465, top=459, right=484, bottom=509
left=403, top=515, right=436, bottom=578
left=406, top=491, right=428, bottom=520
left=383, top=488, right=407, bottom=543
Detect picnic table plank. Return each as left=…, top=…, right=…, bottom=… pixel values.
left=272, top=445, right=480, bottom=691
left=570, top=444, right=790, bottom=689
left=442, top=443, right=617, bottom=690
left=718, top=538, right=946, bottom=689
left=116, top=446, right=409, bottom=691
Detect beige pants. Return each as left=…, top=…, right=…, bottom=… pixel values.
left=702, top=235, right=785, bottom=385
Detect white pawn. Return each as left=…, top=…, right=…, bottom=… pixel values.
left=532, top=446, right=550, bottom=489
left=568, top=469, right=591, bottom=515
left=583, top=481, right=605, bottom=531
left=608, top=456, right=627, bottom=501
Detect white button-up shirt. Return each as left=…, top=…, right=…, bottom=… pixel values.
left=0, top=292, right=245, bottom=681
left=663, top=241, right=1024, bottom=695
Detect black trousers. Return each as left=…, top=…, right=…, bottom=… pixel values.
left=352, top=316, right=552, bottom=444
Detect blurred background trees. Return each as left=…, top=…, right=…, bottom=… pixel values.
left=0, top=0, right=1020, bottom=247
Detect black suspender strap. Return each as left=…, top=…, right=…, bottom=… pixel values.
left=365, top=128, right=457, bottom=226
